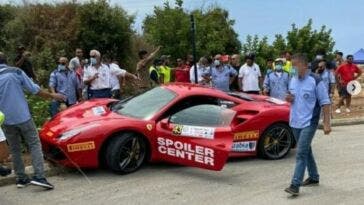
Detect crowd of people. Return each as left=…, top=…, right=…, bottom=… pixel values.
left=0, top=45, right=362, bottom=191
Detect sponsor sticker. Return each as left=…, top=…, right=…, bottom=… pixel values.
left=172, top=125, right=215, bottom=139
left=234, top=130, right=259, bottom=141
left=67, top=141, right=95, bottom=152
left=231, top=141, right=257, bottom=152
left=157, top=137, right=215, bottom=166
left=92, top=106, right=106, bottom=116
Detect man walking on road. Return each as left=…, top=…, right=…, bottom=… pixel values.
left=284, top=53, right=332, bottom=196
left=0, top=52, right=65, bottom=189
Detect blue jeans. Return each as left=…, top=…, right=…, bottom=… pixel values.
left=291, top=123, right=319, bottom=187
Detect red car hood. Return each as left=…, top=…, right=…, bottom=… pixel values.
left=42, top=99, right=121, bottom=134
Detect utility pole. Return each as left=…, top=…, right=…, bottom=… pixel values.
left=190, top=15, right=198, bottom=84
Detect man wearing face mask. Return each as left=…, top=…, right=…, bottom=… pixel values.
left=49, top=57, right=82, bottom=117
left=263, top=59, right=290, bottom=100
left=203, top=55, right=237, bottom=92
left=83, top=50, right=125, bottom=99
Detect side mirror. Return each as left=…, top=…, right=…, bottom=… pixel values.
left=160, top=118, right=169, bottom=129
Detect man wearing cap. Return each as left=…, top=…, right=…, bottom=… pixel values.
left=0, top=52, right=65, bottom=189
left=238, top=54, right=262, bottom=94
left=15, top=45, right=37, bottom=81
left=263, top=59, right=290, bottom=100
left=159, top=55, right=172, bottom=84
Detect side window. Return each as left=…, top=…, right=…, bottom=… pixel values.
left=169, top=104, right=235, bottom=127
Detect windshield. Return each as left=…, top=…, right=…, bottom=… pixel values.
left=115, top=87, right=177, bottom=120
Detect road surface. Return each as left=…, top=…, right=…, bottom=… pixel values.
left=0, top=124, right=363, bottom=205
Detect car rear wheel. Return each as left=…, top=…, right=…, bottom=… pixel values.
left=105, top=133, right=146, bottom=174
left=258, top=123, right=293, bottom=160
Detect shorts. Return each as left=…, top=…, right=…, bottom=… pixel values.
left=0, top=128, right=6, bottom=142
left=338, top=85, right=351, bottom=98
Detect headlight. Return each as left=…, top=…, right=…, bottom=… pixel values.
left=58, top=124, right=100, bottom=141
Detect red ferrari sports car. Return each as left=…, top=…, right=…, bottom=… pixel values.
left=40, top=83, right=293, bottom=174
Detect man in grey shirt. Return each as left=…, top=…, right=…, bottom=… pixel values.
left=68, top=48, right=83, bottom=71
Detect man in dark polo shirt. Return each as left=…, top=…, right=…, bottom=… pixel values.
left=15, top=45, right=37, bottom=81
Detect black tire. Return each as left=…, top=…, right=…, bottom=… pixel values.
left=105, top=133, right=147, bottom=174
left=258, top=123, right=293, bottom=160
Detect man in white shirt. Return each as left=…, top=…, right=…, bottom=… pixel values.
left=83, top=50, right=124, bottom=99
left=238, top=54, right=262, bottom=94
left=189, top=57, right=210, bottom=85
left=68, top=48, right=83, bottom=71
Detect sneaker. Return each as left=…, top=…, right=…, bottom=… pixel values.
left=284, top=185, right=299, bottom=196
left=16, top=178, right=31, bottom=188
left=302, top=178, right=319, bottom=186
left=30, top=177, right=54, bottom=189
left=345, top=108, right=351, bottom=113
left=0, top=166, right=11, bottom=177
left=335, top=108, right=341, bottom=114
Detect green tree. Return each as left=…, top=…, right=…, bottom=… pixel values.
left=286, top=19, right=335, bottom=60
left=76, top=0, right=135, bottom=65
left=241, top=19, right=335, bottom=71
left=143, top=0, right=241, bottom=61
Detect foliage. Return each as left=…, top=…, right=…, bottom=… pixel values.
left=26, top=94, right=51, bottom=128
left=143, top=0, right=241, bottom=61
left=76, top=0, right=134, bottom=64
left=241, top=19, right=335, bottom=73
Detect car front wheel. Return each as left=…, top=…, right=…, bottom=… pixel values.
left=105, top=133, right=147, bottom=174
left=258, top=123, right=293, bottom=160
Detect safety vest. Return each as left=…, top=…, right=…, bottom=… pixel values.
left=159, top=65, right=171, bottom=83
left=283, top=60, right=292, bottom=73
left=149, top=66, right=160, bottom=86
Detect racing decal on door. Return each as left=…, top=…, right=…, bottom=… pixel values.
left=157, top=137, right=215, bottom=166
left=172, top=124, right=215, bottom=139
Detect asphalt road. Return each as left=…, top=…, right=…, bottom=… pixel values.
left=1, top=124, right=363, bottom=205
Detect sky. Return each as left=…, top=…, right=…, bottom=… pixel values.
left=2, top=0, right=364, bottom=54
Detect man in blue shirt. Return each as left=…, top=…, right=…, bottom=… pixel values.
left=315, top=59, right=336, bottom=98
left=263, top=59, right=290, bottom=100
left=0, top=52, right=65, bottom=189
left=49, top=57, right=81, bottom=117
left=203, top=57, right=237, bottom=92
left=284, top=53, right=331, bottom=196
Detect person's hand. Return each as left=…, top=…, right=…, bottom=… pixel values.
left=263, top=89, right=269, bottom=96
left=285, top=92, right=295, bottom=103
left=52, top=93, right=66, bottom=102
left=323, top=123, right=332, bottom=135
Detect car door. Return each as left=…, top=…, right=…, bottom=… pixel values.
left=154, top=104, right=236, bottom=171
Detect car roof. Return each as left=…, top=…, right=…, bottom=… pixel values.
left=162, top=83, right=227, bottom=97
left=161, top=83, right=254, bottom=102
